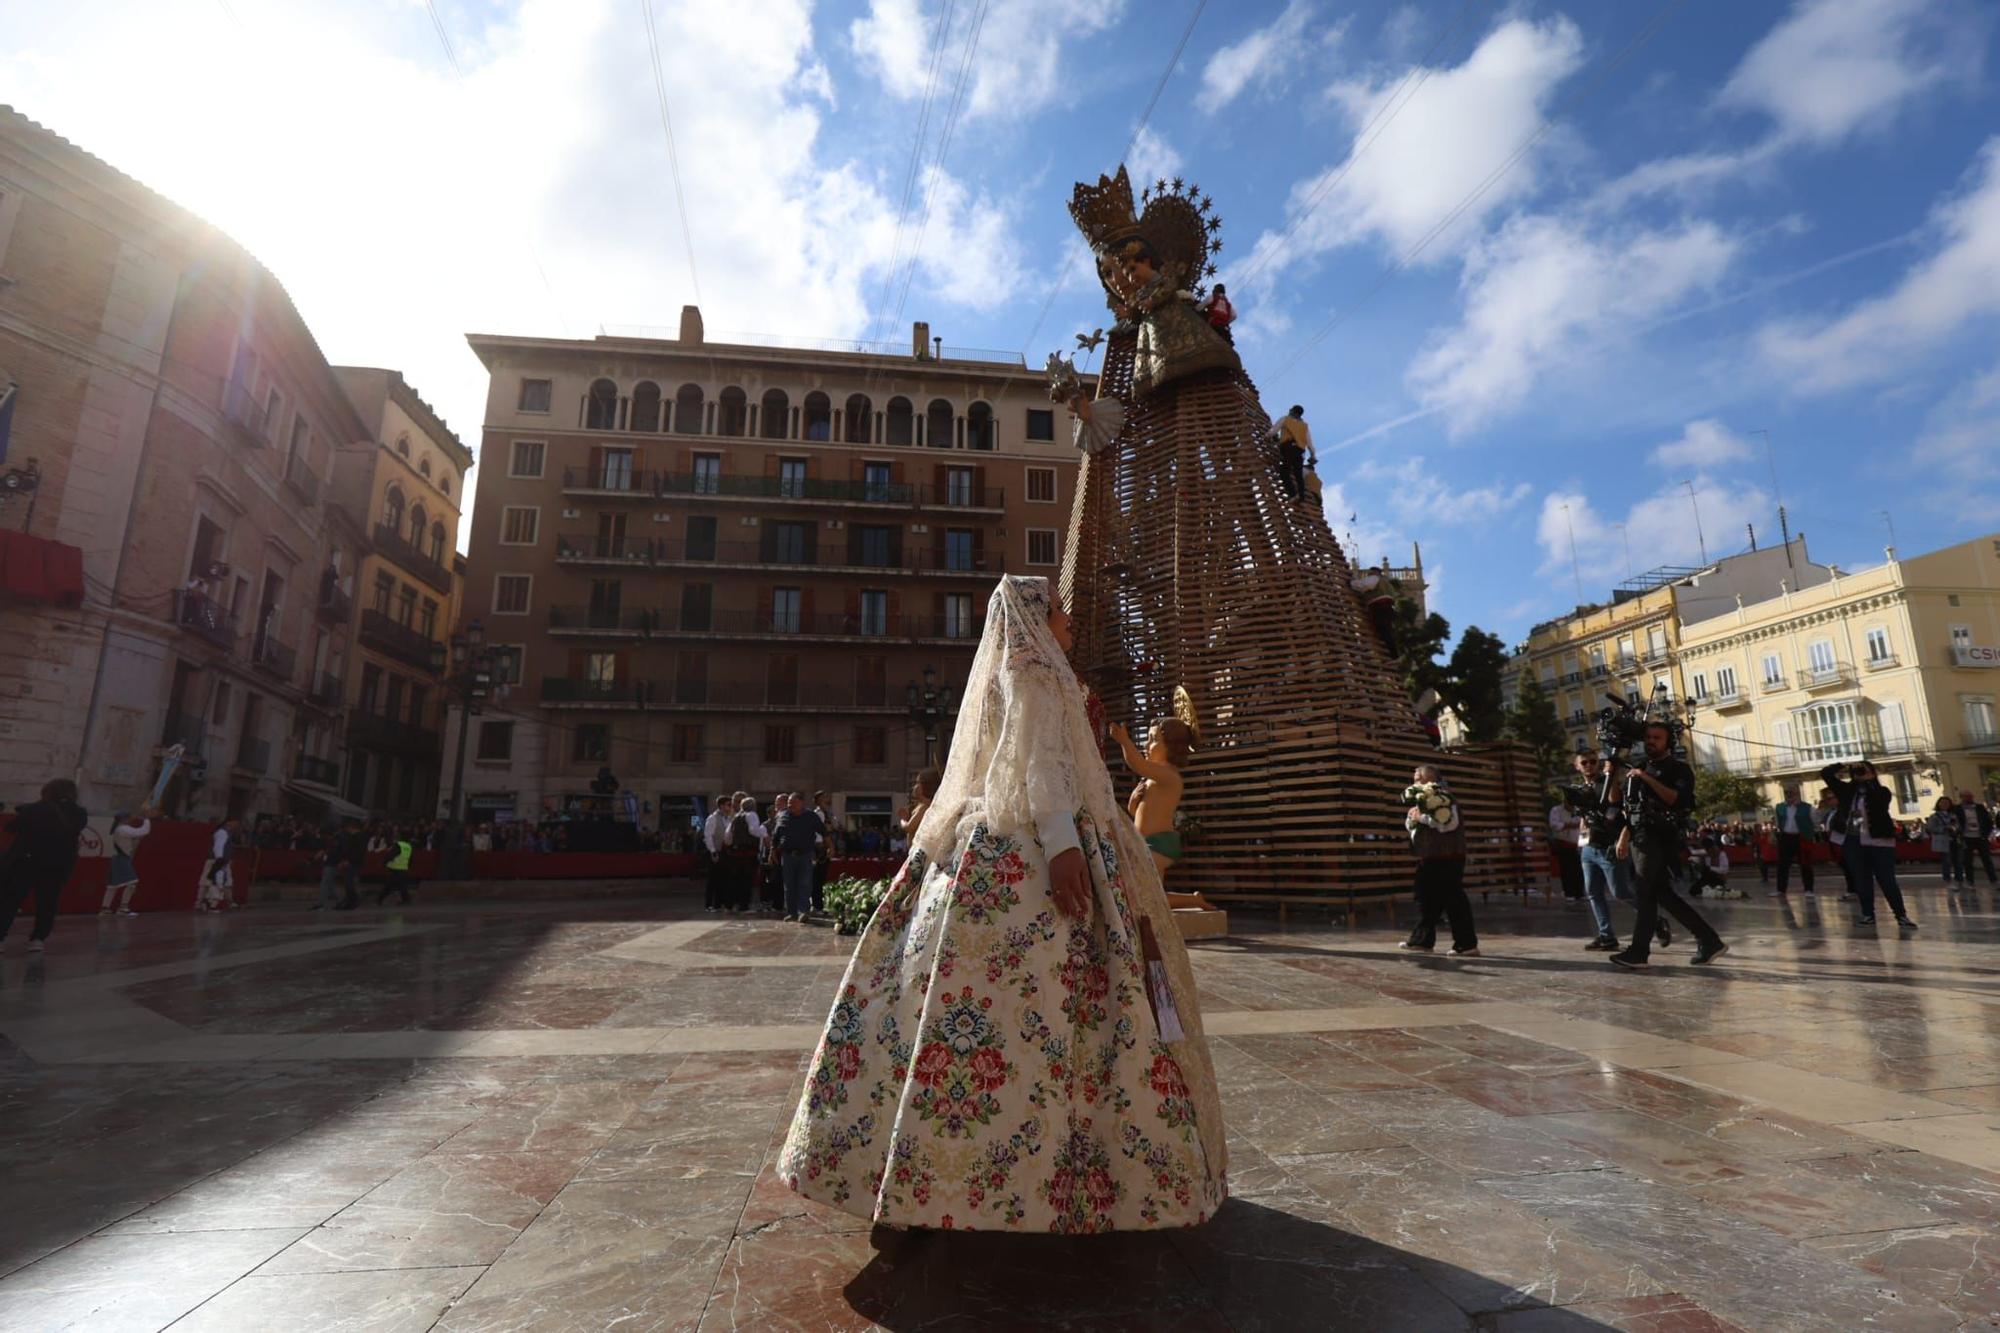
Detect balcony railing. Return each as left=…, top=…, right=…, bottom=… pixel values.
left=347, top=707, right=441, bottom=756
left=317, top=583, right=353, bottom=626
left=1864, top=653, right=1899, bottom=671
left=539, top=676, right=913, bottom=711
left=293, top=754, right=341, bottom=786
left=283, top=455, right=321, bottom=507
left=554, top=534, right=1005, bottom=577
left=359, top=609, right=440, bottom=671
left=235, top=735, right=271, bottom=775
left=561, top=466, right=666, bottom=496
left=1560, top=672, right=1582, bottom=687
left=1586, top=665, right=1608, bottom=680
left=1796, top=664, right=1855, bottom=691
left=372, top=523, right=453, bottom=594
left=541, top=677, right=657, bottom=706
left=160, top=707, right=207, bottom=756
left=307, top=672, right=344, bottom=708
left=1759, top=675, right=1787, bottom=694
left=658, top=471, right=926, bottom=507
left=1711, top=687, right=1748, bottom=709
left=1643, top=647, right=1670, bottom=665
left=174, top=589, right=237, bottom=653
left=251, top=633, right=296, bottom=684
left=1966, top=729, right=2000, bottom=751
left=918, top=483, right=1006, bottom=510
left=545, top=605, right=987, bottom=642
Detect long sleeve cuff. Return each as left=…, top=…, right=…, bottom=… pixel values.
left=1037, top=807, right=1081, bottom=861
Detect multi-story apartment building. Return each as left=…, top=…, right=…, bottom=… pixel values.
left=0, top=107, right=457, bottom=823
left=454, top=307, right=1081, bottom=837
left=1676, top=533, right=2000, bottom=811
left=1505, top=540, right=1828, bottom=755
left=329, top=367, right=471, bottom=817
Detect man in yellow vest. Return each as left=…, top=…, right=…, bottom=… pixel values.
left=377, top=831, right=415, bottom=906
left=1274, top=405, right=1315, bottom=503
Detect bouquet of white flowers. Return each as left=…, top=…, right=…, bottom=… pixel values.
left=1403, top=781, right=1454, bottom=821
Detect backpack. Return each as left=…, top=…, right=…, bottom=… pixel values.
left=729, top=812, right=757, bottom=852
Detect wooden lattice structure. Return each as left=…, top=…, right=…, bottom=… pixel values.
left=1059, top=339, right=1539, bottom=909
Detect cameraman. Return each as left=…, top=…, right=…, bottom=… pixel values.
left=1820, top=760, right=1916, bottom=928
left=1610, top=721, right=1727, bottom=969
left=1569, top=750, right=1664, bottom=953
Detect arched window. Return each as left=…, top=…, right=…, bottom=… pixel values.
left=585, top=378, right=619, bottom=430
left=383, top=485, right=405, bottom=534
left=760, top=388, right=791, bottom=440
left=629, top=381, right=662, bottom=432
left=717, top=387, right=748, bottom=436
left=885, top=396, right=914, bottom=446
left=803, top=391, right=832, bottom=441
left=419, top=455, right=433, bottom=478
left=430, top=522, right=447, bottom=563
left=674, top=383, right=705, bottom=434
left=966, top=401, right=995, bottom=451
left=409, top=502, right=428, bottom=546
left=927, top=398, right=955, bottom=449
left=844, top=393, right=873, bottom=444
left=439, top=477, right=451, bottom=498
left=395, top=435, right=410, bottom=458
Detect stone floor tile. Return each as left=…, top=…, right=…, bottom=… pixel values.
left=173, top=1265, right=483, bottom=1332
left=0, top=1227, right=306, bottom=1330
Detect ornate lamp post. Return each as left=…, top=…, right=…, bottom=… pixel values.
left=905, top=664, right=959, bottom=767
left=437, top=618, right=494, bottom=876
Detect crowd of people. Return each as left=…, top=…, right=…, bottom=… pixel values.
left=698, top=778, right=934, bottom=921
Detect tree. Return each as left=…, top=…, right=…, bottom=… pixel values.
left=1503, top=677, right=1568, bottom=783
left=1446, top=627, right=1509, bottom=742
left=1389, top=596, right=1451, bottom=702
left=1693, top=768, right=1765, bottom=820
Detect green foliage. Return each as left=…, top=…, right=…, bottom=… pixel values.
left=1694, top=768, right=1766, bottom=820
left=1447, top=627, right=1510, bottom=742
left=1503, top=677, right=1570, bottom=783
left=825, top=875, right=891, bottom=935
left=1391, top=596, right=1453, bottom=700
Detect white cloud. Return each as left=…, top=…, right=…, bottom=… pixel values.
left=0, top=0, right=1033, bottom=552
left=1408, top=214, right=1740, bottom=434
left=1649, top=419, right=1753, bottom=471
left=850, top=0, right=1127, bottom=122
left=1537, top=481, right=1772, bottom=580
left=1719, top=0, right=1975, bottom=147
left=1125, top=125, right=1182, bottom=188
left=1760, top=137, right=2000, bottom=391
left=1354, top=457, right=1532, bottom=525
left=1234, top=14, right=1583, bottom=282
left=1195, top=0, right=1326, bottom=115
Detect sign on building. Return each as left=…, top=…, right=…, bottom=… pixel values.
left=1952, top=644, right=2000, bottom=668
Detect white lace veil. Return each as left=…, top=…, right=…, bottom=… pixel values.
left=912, top=575, right=1228, bottom=1178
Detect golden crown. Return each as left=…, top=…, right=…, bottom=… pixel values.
left=1068, top=166, right=1141, bottom=252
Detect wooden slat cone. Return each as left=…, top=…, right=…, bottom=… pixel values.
left=1060, top=338, right=1540, bottom=907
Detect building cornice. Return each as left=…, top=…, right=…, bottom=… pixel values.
left=1679, top=588, right=1907, bottom=656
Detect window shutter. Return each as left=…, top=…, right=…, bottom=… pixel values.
left=887, top=591, right=900, bottom=622
left=974, top=464, right=987, bottom=504
left=891, top=461, right=904, bottom=485
left=850, top=458, right=864, bottom=482
left=766, top=452, right=781, bottom=476
left=1880, top=701, right=1907, bottom=751
left=675, top=447, right=690, bottom=473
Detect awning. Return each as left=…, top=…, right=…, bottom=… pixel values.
left=0, top=530, right=84, bottom=608
left=280, top=781, right=369, bottom=822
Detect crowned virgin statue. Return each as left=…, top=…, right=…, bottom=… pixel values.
left=778, top=575, right=1227, bottom=1233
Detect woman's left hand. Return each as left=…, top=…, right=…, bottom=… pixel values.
left=1050, top=848, right=1091, bottom=920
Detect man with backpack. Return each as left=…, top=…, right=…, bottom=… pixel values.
left=725, top=791, right=764, bottom=912
left=1, top=777, right=89, bottom=951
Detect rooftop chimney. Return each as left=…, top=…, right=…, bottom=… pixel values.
left=912, top=321, right=931, bottom=359
left=678, top=305, right=704, bottom=345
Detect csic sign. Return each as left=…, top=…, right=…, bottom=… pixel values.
left=1953, top=643, right=2000, bottom=668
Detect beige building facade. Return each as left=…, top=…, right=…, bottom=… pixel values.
left=451, top=309, right=1082, bottom=837
left=1677, top=534, right=2000, bottom=812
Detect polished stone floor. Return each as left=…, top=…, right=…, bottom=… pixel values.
left=1, top=871, right=1997, bottom=1331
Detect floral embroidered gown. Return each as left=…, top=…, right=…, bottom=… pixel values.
left=778, top=577, right=1227, bottom=1234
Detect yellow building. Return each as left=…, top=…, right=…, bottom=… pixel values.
left=1676, top=533, right=2000, bottom=812
left=328, top=368, right=473, bottom=816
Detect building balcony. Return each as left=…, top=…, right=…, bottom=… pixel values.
left=1796, top=664, right=1855, bottom=692
left=292, top=754, right=341, bottom=787
left=1759, top=675, right=1788, bottom=694
left=1643, top=647, right=1670, bottom=665
left=1566, top=710, right=1588, bottom=726
left=160, top=707, right=207, bottom=757
left=347, top=707, right=441, bottom=757
left=251, top=633, right=296, bottom=684
left=372, top=523, right=453, bottom=594
left=553, top=535, right=1005, bottom=579
left=1560, top=672, right=1582, bottom=687
left=1965, top=729, right=2000, bottom=752
left=918, top=483, right=1006, bottom=513
left=359, top=609, right=441, bottom=672
left=1864, top=653, right=1899, bottom=671
left=283, top=455, right=321, bottom=507
left=538, top=675, right=907, bottom=713
left=234, top=735, right=271, bottom=775
left=629, top=470, right=926, bottom=510
left=1710, top=688, right=1750, bottom=711
left=1586, top=665, right=1608, bottom=681
left=173, top=589, right=237, bottom=654
left=306, top=671, right=344, bottom=710
left=317, top=582, right=353, bottom=626
left=545, top=605, right=987, bottom=645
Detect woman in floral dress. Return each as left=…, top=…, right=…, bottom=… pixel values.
left=779, top=575, right=1227, bottom=1234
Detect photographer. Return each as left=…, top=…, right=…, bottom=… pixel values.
left=1611, top=722, right=1727, bottom=970
left=1819, top=760, right=1916, bottom=929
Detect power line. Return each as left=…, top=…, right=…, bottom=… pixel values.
left=1018, top=0, right=1209, bottom=358
left=871, top=0, right=960, bottom=343
left=1230, top=0, right=1489, bottom=291
left=421, top=0, right=463, bottom=76
left=639, top=0, right=703, bottom=308
left=1267, top=0, right=1688, bottom=388
left=886, top=0, right=992, bottom=336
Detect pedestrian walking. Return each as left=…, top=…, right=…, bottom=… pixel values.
left=1928, top=796, right=1964, bottom=884
left=376, top=830, right=415, bottom=905
left=1955, top=789, right=1997, bottom=885
left=1821, top=761, right=1916, bottom=929
left=196, top=817, right=240, bottom=912
left=773, top=793, right=825, bottom=923
left=1610, top=723, right=1726, bottom=970
left=1400, top=764, right=1478, bottom=957
left=1771, top=784, right=1818, bottom=897
left=315, top=818, right=362, bottom=911
left=0, top=778, right=89, bottom=951
left=100, top=805, right=156, bottom=915
left=725, top=790, right=763, bottom=912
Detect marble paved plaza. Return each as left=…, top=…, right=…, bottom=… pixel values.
left=1, top=875, right=1998, bottom=1331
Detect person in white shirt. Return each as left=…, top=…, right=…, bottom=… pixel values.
left=471, top=824, right=493, bottom=853
left=197, top=818, right=239, bottom=912
left=100, top=807, right=156, bottom=915
left=702, top=794, right=734, bottom=913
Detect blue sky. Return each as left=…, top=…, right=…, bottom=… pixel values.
left=6, top=0, right=1998, bottom=647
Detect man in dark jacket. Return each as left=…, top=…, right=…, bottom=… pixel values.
left=1, top=778, right=89, bottom=952
left=314, top=818, right=363, bottom=911
left=1820, top=760, right=1915, bottom=928
left=1955, top=790, right=1996, bottom=885
left=1611, top=724, right=1726, bottom=970
left=1398, top=765, right=1478, bottom=956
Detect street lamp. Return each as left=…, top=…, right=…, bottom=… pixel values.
left=442, top=617, right=494, bottom=876
left=905, top=664, right=958, bottom=767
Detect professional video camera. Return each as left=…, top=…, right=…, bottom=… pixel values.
left=1589, top=684, right=1696, bottom=837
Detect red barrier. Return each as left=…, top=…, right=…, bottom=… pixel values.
left=2, top=816, right=224, bottom=916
